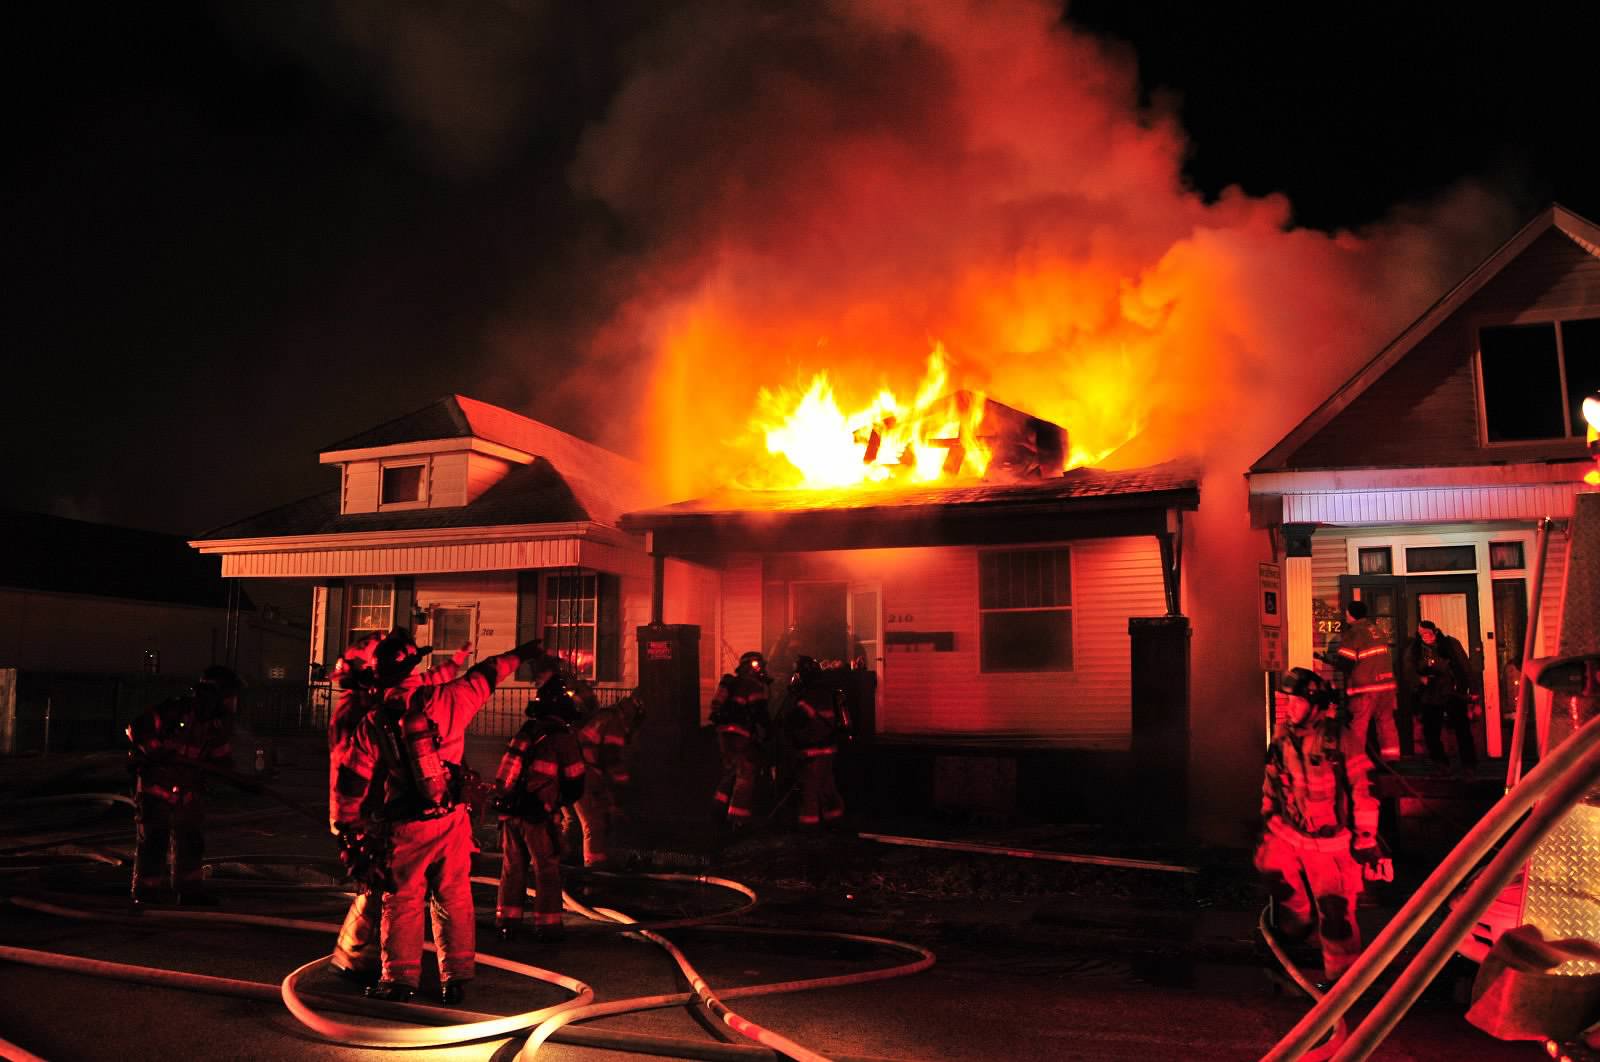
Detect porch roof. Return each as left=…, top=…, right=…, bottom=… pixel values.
left=621, top=461, right=1200, bottom=556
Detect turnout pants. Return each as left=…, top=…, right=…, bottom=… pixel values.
left=797, top=747, right=844, bottom=827
left=1345, top=689, right=1400, bottom=760
left=1254, top=831, right=1365, bottom=981
left=714, top=730, right=760, bottom=821
left=574, top=773, right=617, bottom=866
left=1422, top=696, right=1477, bottom=768
left=498, top=816, right=563, bottom=929
left=133, top=791, right=206, bottom=897
left=379, top=807, right=476, bottom=987
left=333, top=890, right=381, bottom=976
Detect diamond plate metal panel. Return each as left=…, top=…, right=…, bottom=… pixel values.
left=1524, top=802, right=1600, bottom=975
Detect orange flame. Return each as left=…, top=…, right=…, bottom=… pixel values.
left=747, top=346, right=990, bottom=489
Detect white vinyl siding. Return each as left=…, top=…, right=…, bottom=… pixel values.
left=465, top=452, right=510, bottom=503
left=426, top=452, right=467, bottom=507
left=717, top=538, right=1166, bottom=748
left=342, top=460, right=381, bottom=514
left=720, top=556, right=764, bottom=677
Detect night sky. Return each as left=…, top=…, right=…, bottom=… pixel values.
left=7, top=1, right=1598, bottom=538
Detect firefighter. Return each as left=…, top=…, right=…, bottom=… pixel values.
left=572, top=688, right=643, bottom=867
left=710, top=651, right=771, bottom=826
left=786, top=655, right=847, bottom=829
left=1333, top=600, right=1401, bottom=759
left=325, top=633, right=471, bottom=984
left=331, top=628, right=545, bottom=1005
left=1406, top=620, right=1479, bottom=772
left=493, top=670, right=585, bottom=944
left=126, top=665, right=242, bottom=905
left=1256, top=667, right=1389, bottom=987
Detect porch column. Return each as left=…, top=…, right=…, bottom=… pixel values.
left=1283, top=523, right=1316, bottom=671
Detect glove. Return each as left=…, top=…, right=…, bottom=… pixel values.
left=1352, top=838, right=1393, bottom=883
left=336, top=827, right=394, bottom=892
left=490, top=790, right=517, bottom=817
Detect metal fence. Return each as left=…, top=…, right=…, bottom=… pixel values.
left=3, top=672, right=635, bottom=753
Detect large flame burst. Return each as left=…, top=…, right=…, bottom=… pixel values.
left=751, top=346, right=991, bottom=489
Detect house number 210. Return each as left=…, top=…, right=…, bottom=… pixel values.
left=887, top=613, right=915, bottom=624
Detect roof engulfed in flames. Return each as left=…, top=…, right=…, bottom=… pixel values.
left=745, top=345, right=1075, bottom=492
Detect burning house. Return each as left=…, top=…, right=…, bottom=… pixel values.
left=1249, top=204, right=1599, bottom=762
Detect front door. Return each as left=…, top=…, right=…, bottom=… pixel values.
left=790, top=581, right=850, bottom=666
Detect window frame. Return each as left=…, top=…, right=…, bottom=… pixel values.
left=347, top=580, right=395, bottom=644
left=542, top=570, right=600, bottom=680
left=975, top=545, right=1075, bottom=674
left=1473, top=310, right=1600, bottom=448
left=377, top=458, right=430, bottom=511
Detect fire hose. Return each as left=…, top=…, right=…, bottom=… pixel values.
left=1263, top=708, right=1600, bottom=1061
left=0, top=793, right=937, bottom=1060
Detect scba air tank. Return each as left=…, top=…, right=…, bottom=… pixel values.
left=402, top=707, right=450, bottom=807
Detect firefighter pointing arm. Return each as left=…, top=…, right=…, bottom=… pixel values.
left=329, top=628, right=545, bottom=1006
left=1256, top=667, right=1389, bottom=988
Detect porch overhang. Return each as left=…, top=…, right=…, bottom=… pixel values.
left=188, top=521, right=649, bottom=579
left=1246, top=460, right=1591, bottom=527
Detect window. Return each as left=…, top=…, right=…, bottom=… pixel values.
left=1480, top=317, right=1600, bottom=442
left=1489, top=541, right=1525, bottom=570
left=348, top=583, right=393, bottom=642
left=979, top=548, right=1072, bottom=672
left=1404, top=545, right=1477, bottom=573
left=1358, top=547, right=1393, bottom=575
left=380, top=463, right=425, bottom=505
left=543, top=572, right=597, bottom=678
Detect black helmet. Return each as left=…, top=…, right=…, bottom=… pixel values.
left=1276, top=667, right=1324, bottom=700
left=790, top=655, right=824, bottom=688
left=530, top=674, right=579, bottom=722
left=373, top=627, right=428, bottom=689
left=737, top=651, right=767, bottom=680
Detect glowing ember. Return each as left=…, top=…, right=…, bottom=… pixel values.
left=751, top=346, right=991, bottom=489
left=1584, top=393, right=1599, bottom=487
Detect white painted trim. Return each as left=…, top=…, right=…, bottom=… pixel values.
left=1279, top=484, right=1583, bottom=524
left=377, top=457, right=430, bottom=512
left=319, top=437, right=533, bottom=466
left=1247, top=460, right=1589, bottom=495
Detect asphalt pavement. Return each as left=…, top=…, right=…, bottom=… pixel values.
left=0, top=737, right=1541, bottom=1061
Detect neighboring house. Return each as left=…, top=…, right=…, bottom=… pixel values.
left=0, top=509, right=307, bottom=753
left=188, top=394, right=667, bottom=734
left=1248, top=204, right=1600, bottom=758
left=621, top=458, right=1200, bottom=817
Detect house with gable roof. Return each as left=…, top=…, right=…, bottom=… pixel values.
left=1248, top=204, right=1600, bottom=761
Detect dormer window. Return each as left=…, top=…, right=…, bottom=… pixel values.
left=379, top=461, right=428, bottom=509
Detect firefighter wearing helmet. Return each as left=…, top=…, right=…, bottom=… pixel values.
left=710, top=650, right=772, bottom=825
left=324, top=631, right=472, bottom=985
left=1332, top=600, right=1401, bottom=760
left=330, top=628, right=546, bottom=1005
left=572, top=686, right=643, bottom=867
left=125, top=665, right=242, bottom=905
left=1256, top=667, right=1389, bottom=987
left=493, top=664, right=585, bottom=944
left=786, top=655, right=848, bottom=829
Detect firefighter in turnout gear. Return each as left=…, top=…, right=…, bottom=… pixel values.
left=330, top=629, right=545, bottom=1006
left=324, top=633, right=472, bottom=984
left=711, top=651, right=771, bottom=825
left=573, top=688, right=643, bottom=866
left=494, top=671, right=586, bottom=943
left=126, top=666, right=241, bottom=905
left=787, top=656, right=847, bottom=828
left=1256, top=667, right=1387, bottom=985
left=1333, top=600, right=1401, bottom=759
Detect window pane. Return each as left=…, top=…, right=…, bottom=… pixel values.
left=980, top=610, right=1072, bottom=672
left=979, top=549, right=1071, bottom=610
left=1561, top=317, right=1600, bottom=437
left=1358, top=547, right=1392, bottom=575
left=1480, top=323, right=1565, bottom=441
left=1489, top=541, right=1525, bottom=570
left=381, top=465, right=424, bottom=503
left=978, top=554, right=1000, bottom=610
left=1405, top=544, right=1477, bottom=572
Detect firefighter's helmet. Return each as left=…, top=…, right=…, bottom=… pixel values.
left=530, top=674, right=579, bottom=723
left=1276, top=667, right=1324, bottom=700
left=790, top=655, right=825, bottom=688
left=737, top=651, right=768, bottom=680
left=373, top=627, right=429, bottom=689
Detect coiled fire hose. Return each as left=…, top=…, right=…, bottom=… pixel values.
left=0, top=788, right=937, bottom=1060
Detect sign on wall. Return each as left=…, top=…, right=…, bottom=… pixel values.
left=1258, top=561, right=1285, bottom=672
